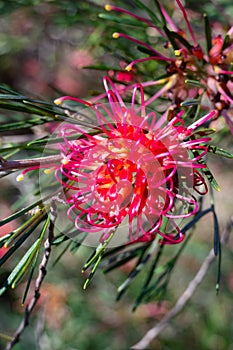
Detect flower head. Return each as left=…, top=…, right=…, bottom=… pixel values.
left=51, top=77, right=215, bottom=245
left=107, top=1, right=233, bottom=131
left=15, top=77, right=215, bottom=245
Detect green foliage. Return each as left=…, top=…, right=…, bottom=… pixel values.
left=0, top=0, right=231, bottom=304
left=0, top=1, right=232, bottom=349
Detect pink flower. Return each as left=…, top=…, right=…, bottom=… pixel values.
left=106, top=2, right=233, bottom=130
left=50, top=77, right=215, bottom=244
left=16, top=78, right=216, bottom=245
left=209, top=35, right=224, bottom=65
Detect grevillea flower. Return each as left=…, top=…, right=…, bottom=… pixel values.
left=15, top=76, right=216, bottom=245
left=108, top=61, right=137, bottom=84
left=105, top=2, right=233, bottom=131
left=15, top=77, right=216, bottom=246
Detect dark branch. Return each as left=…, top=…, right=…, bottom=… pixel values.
left=131, top=215, right=233, bottom=350
left=0, top=155, right=61, bottom=171
left=5, top=202, right=57, bottom=350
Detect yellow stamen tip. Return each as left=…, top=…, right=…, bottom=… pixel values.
left=174, top=49, right=181, bottom=57
left=44, top=169, right=53, bottom=175
left=54, top=98, right=62, bottom=105
left=62, top=158, right=69, bottom=165
left=125, top=65, right=132, bottom=71
left=214, top=66, right=220, bottom=73
left=16, top=174, right=24, bottom=182
left=112, top=32, right=120, bottom=39
left=105, top=4, right=112, bottom=11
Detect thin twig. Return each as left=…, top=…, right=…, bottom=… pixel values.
left=0, top=155, right=61, bottom=171
left=5, top=202, right=57, bottom=350
left=131, top=215, right=233, bottom=350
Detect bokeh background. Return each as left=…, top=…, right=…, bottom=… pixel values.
left=0, top=1, right=233, bottom=349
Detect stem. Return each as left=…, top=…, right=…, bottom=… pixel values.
left=0, top=155, right=61, bottom=171
left=5, top=202, right=57, bottom=350
left=131, top=215, right=233, bottom=350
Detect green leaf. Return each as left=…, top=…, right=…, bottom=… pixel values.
left=191, top=128, right=216, bottom=137
left=181, top=99, right=200, bottom=107
left=116, top=242, right=155, bottom=301
left=0, top=234, right=11, bottom=248
left=0, top=199, right=47, bottom=228
left=204, top=13, right=212, bottom=53
left=201, top=164, right=220, bottom=192
left=133, top=262, right=172, bottom=309
left=0, top=91, right=66, bottom=120
left=209, top=176, right=220, bottom=192
left=133, top=233, right=193, bottom=309
left=185, top=79, right=206, bottom=89
left=52, top=241, right=72, bottom=267
left=13, top=216, right=50, bottom=288
left=0, top=117, right=54, bottom=132
left=0, top=216, right=49, bottom=296
left=26, top=130, right=100, bottom=147
left=169, top=31, right=193, bottom=52
left=21, top=247, right=40, bottom=304
left=132, top=0, right=160, bottom=24
left=0, top=236, right=39, bottom=296
left=0, top=240, right=40, bottom=296
left=0, top=101, right=46, bottom=116
left=207, top=145, right=233, bottom=158
left=11, top=240, right=42, bottom=289
left=222, top=34, right=230, bottom=51
left=0, top=89, right=60, bottom=109
left=5, top=213, right=44, bottom=248
left=82, top=64, right=119, bottom=71
left=1, top=148, right=21, bottom=160
left=163, top=26, right=179, bottom=51
left=0, top=85, right=20, bottom=95
left=0, top=213, right=47, bottom=267
left=52, top=234, right=70, bottom=245
left=153, top=0, right=166, bottom=26
left=0, top=94, right=28, bottom=100
left=211, top=205, right=220, bottom=256
left=103, top=245, right=146, bottom=272
left=136, top=45, right=159, bottom=56
left=82, top=231, right=115, bottom=289
left=98, top=13, right=147, bottom=26
left=181, top=207, right=212, bottom=234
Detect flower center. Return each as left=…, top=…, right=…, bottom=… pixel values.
left=95, top=159, right=136, bottom=202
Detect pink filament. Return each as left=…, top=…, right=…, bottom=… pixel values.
left=176, top=0, right=198, bottom=46
left=51, top=77, right=213, bottom=244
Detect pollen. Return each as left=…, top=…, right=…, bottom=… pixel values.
left=44, top=168, right=54, bottom=174
left=4, top=242, right=9, bottom=248
left=125, top=64, right=132, bottom=71
left=62, top=158, right=69, bottom=165
left=213, top=66, right=221, bottom=74
left=16, top=174, right=24, bottom=182
left=105, top=4, right=112, bottom=11
left=174, top=49, right=181, bottom=57
left=112, top=32, right=120, bottom=39
left=54, top=98, right=62, bottom=105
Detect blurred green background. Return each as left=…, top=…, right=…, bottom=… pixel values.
left=0, top=1, right=233, bottom=349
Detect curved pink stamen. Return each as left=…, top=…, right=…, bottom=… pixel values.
left=126, top=56, right=174, bottom=71
left=113, top=32, right=168, bottom=59
left=105, top=5, right=165, bottom=37
left=176, top=0, right=198, bottom=46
